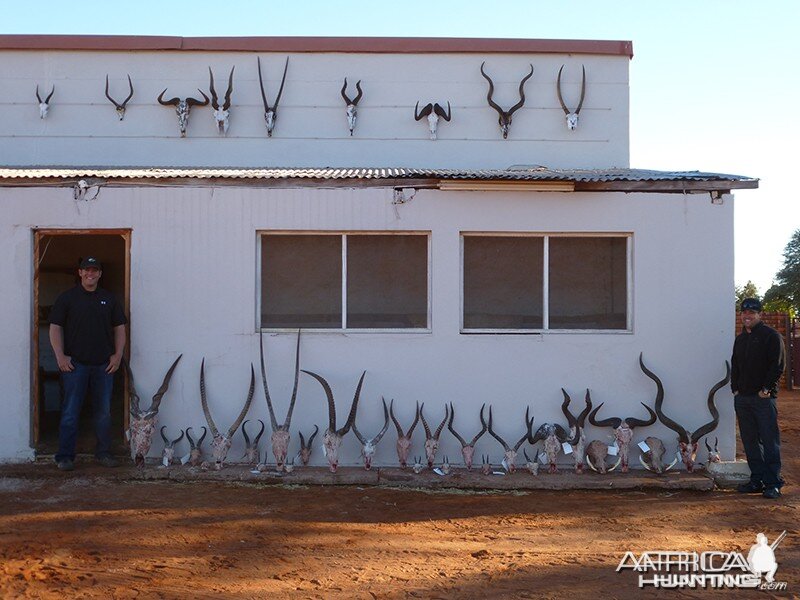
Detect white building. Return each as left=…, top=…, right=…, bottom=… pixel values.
left=0, top=35, right=755, bottom=466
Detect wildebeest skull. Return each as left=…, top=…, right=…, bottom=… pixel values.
left=105, top=74, right=134, bottom=120
left=157, top=87, right=209, bottom=137
left=414, top=101, right=451, bottom=140
left=257, top=56, right=289, bottom=137
left=588, top=396, right=656, bottom=473
left=208, top=66, right=235, bottom=134
left=529, top=420, right=578, bottom=474
left=341, top=77, right=363, bottom=136
left=124, top=355, right=182, bottom=467
left=556, top=64, right=586, bottom=130
left=479, top=62, right=534, bottom=139
left=36, top=84, right=55, bottom=119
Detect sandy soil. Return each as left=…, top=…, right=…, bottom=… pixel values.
left=1, top=392, right=798, bottom=599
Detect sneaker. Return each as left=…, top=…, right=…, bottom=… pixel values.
left=56, top=459, right=75, bottom=472
left=736, top=481, right=764, bottom=493
left=97, top=455, right=120, bottom=468
left=762, top=487, right=782, bottom=499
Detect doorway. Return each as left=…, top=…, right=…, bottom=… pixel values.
left=33, top=230, right=130, bottom=455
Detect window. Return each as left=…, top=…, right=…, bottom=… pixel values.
left=260, top=233, right=429, bottom=330
left=462, top=234, right=630, bottom=332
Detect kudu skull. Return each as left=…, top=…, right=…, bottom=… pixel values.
left=199, top=359, right=255, bottom=469
left=157, top=87, right=209, bottom=137
left=414, top=101, right=451, bottom=140
left=390, top=399, right=420, bottom=468
left=301, top=369, right=364, bottom=472
left=257, top=56, right=289, bottom=137
left=35, top=85, right=55, bottom=119
left=124, top=355, right=182, bottom=467
left=556, top=64, right=586, bottom=130
left=352, top=397, right=391, bottom=470
left=639, top=353, right=729, bottom=473
left=341, top=78, right=363, bottom=136
left=480, top=62, right=534, bottom=139
left=447, top=402, right=487, bottom=470
left=259, top=330, right=301, bottom=471
left=105, top=74, right=134, bottom=120
left=208, top=66, right=235, bottom=134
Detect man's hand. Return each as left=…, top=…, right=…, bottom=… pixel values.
left=758, top=389, right=771, bottom=399
left=57, top=355, right=74, bottom=372
left=106, top=354, right=122, bottom=374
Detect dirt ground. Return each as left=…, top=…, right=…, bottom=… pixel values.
left=1, top=393, right=798, bottom=599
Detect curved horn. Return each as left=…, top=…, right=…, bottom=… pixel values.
left=208, top=67, right=219, bottom=109
left=257, top=57, right=270, bottom=111
left=351, top=422, right=366, bottom=445
left=122, top=74, right=134, bottom=106
left=146, top=355, right=183, bottom=415
left=157, top=89, right=180, bottom=106
left=352, top=80, right=363, bottom=105
left=586, top=455, right=598, bottom=472
left=308, top=424, right=319, bottom=446
left=469, top=404, right=489, bottom=447
left=259, top=330, right=279, bottom=430
left=302, top=370, right=337, bottom=432
left=587, top=403, right=622, bottom=430
left=434, top=101, right=451, bottom=121
left=639, top=455, right=653, bottom=472
left=487, top=406, right=511, bottom=451
left=198, top=426, right=207, bottom=445
left=691, top=361, right=729, bottom=441
left=338, top=371, right=365, bottom=436
left=608, top=456, right=622, bottom=472
left=529, top=423, right=548, bottom=445
left=199, top=358, right=219, bottom=437
left=407, top=401, right=421, bottom=437
left=35, top=85, right=42, bottom=103
left=625, top=403, right=657, bottom=429
left=373, top=397, right=391, bottom=444
left=640, top=353, right=689, bottom=443
left=273, top=56, right=289, bottom=109
left=705, top=438, right=713, bottom=453
left=241, top=419, right=252, bottom=445
left=222, top=66, right=235, bottom=111
left=172, top=429, right=185, bottom=445
left=389, top=398, right=404, bottom=436
left=575, top=65, right=586, bottom=114
left=187, top=90, right=209, bottom=107
left=282, top=329, right=302, bottom=430
left=226, top=364, right=255, bottom=438
left=186, top=427, right=197, bottom=449
left=479, top=62, right=504, bottom=115
left=506, top=64, right=534, bottom=116
left=122, top=357, right=141, bottom=416
left=160, top=425, right=169, bottom=445
left=523, top=448, right=531, bottom=463
left=341, top=78, right=352, bottom=104
left=556, top=65, right=569, bottom=115
left=420, top=403, right=432, bottom=439
left=554, top=423, right=571, bottom=443
left=561, top=389, right=577, bottom=430
left=513, top=406, right=532, bottom=451
left=447, top=401, right=467, bottom=447
left=414, top=102, right=433, bottom=121
left=577, top=390, right=593, bottom=428
left=433, top=405, right=448, bottom=440
left=105, top=75, right=122, bottom=109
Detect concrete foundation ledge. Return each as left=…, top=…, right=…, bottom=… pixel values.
left=706, top=460, right=752, bottom=488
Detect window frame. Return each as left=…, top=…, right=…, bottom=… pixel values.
left=257, top=230, right=432, bottom=333
left=460, top=232, right=633, bottom=334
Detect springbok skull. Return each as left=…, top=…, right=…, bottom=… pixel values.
left=561, top=388, right=593, bottom=473
left=35, top=85, right=55, bottom=119
left=556, top=64, right=586, bottom=130
left=105, top=74, right=134, bottom=120
left=186, top=426, right=207, bottom=467
left=341, top=77, right=363, bottom=136
left=352, top=397, right=390, bottom=470
left=522, top=449, right=539, bottom=475
left=257, top=56, right=289, bottom=137
left=241, top=419, right=265, bottom=465
left=301, top=369, right=364, bottom=472
left=412, top=456, right=425, bottom=474
left=157, top=88, right=209, bottom=137
left=414, top=101, right=451, bottom=140
left=420, top=403, right=448, bottom=469
left=440, top=456, right=451, bottom=475
left=639, top=436, right=677, bottom=474
left=487, top=405, right=533, bottom=473
left=160, top=426, right=184, bottom=466
left=208, top=66, right=235, bottom=134
left=588, top=395, right=656, bottom=474
left=447, top=402, right=487, bottom=469
left=200, top=359, right=255, bottom=469
left=480, top=62, right=533, bottom=139
left=705, top=437, right=721, bottom=464
left=585, top=439, right=621, bottom=474
left=529, top=420, right=578, bottom=474
left=297, top=425, right=319, bottom=466
left=640, top=353, right=729, bottom=473
left=390, top=399, right=420, bottom=468
left=124, top=355, right=182, bottom=467
left=259, top=330, right=301, bottom=471
left=480, top=454, right=492, bottom=475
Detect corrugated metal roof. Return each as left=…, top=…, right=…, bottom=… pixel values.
left=0, top=166, right=756, bottom=184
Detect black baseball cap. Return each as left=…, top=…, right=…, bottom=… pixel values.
left=740, top=298, right=762, bottom=312
left=79, top=256, right=102, bottom=269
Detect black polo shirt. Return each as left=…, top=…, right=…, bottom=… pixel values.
left=731, top=321, right=785, bottom=397
left=49, top=285, right=127, bottom=365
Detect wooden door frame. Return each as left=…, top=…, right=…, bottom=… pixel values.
left=31, top=228, right=131, bottom=448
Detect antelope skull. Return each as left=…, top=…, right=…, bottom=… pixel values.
left=414, top=101, right=451, bottom=140
left=561, top=388, right=593, bottom=473
left=257, top=56, right=289, bottom=137
left=705, top=437, right=721, bottom=464
left=480, top=454, right=492, bottom=476
left=420, top=403, right=448, bottom=469
left=341, top=77, right=363, bottom=136
left=588, top=397, right=657, bottom=473
left=124, top=355, right=182, bottom=467
left=480, top=62, right=534, bottom=139
left=556, top=64, right=586, bottom=130
left=157, top=88, right=209, bottom=137
left=35, top=85, right=55, bottom=119
left=447, top=402, right=487, bottom=470
left=186, top=426, right=207, bottom=467
left=241, top=419, right=265, bottom=465
left=208, top=66, right=235, bottom=135
left=487, top=405, right=533, bottom=473
left=297, top=425, right=319, bottom=466
left=105, top=74, right=134, bottom=120
left=160, top=426, right=184, bottom=466
left=390, top=399, right=420, bottom=468
left=412, top=456, right=424, bottom=474
left=522, top=449, right=539, bottom=475
left=352, top=398, right=390, bottom=470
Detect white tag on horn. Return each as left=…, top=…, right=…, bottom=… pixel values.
left=638, top=441, right=651, bottom=453
left=562, top=442, right=573, bottom=454
left=538, top=451, right=548, bottom=464
left=180, top=453, right=191, bottom=465
left=607, top=444, right=619, bottom=456
left=162, top=455, right=170, bottom=467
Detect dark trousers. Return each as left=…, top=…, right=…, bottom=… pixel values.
left=734, top=394, right=783, bottom=488
left=55, top=361, right=114, bottom=462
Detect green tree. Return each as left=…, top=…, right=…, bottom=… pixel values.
left=735, top=280, right=760, bottom=307
left=763, top=229, right=800, bottom=316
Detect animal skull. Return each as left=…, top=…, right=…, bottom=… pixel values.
left=523, top=449, right=539, bottom=475
left=341, top=78, right=363, bottom=136
left=105, top=74, right=134, bottom=120
left=412, top=456, right=424, bottom=474
left=588, top=396, right=657, bottom=473
left=447, top=402, right=487, bottom=470
left=36, top=85, right=54, bottom=119
left=157, top=88, right=210, bottom=137
left=390, top=400, right=420, bottom=468
left=479, top=62, right=534, bottom=139
left=186, top=426, right=207, bottom=467
left=241, top=419, right=265, bottom=465
left=585, top=440, right=621, bottom=474
left=705, top=437, right=721, bottom=464
left=414, top=101, right=451, bottom=140
left=487, top=405, right=533, bottom=473
left=556, top=64, right=586, bottom=130
left=420, top=403, right=448, bottom=469
left=639, top=436, right=678, bottom=474
left=208, top=66, right=235, bottom=135
left=480, top=455, right=492, bottom=475
left=297, top=425, right=319, bottom=466
left=160, top=426, right=184, bottom=466
left=561, top=388, right=593, bottom=473
left=352, top=398, right=390, bottom=470
left=257, top=56, right=289, bottom=137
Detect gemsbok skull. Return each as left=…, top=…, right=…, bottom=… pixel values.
left=341, top=77, right=363, bottom=136
left=414, top=101, right=451, bottom=140
left=259, top=330, right=301, bottom=471
left=301, top=369, right=364, bottom=472
left=480, top=62, right=534, bottom=139
left=105, top=74, right=134, bottom=120
left=556, top=64, right=586, bottom=130
left=447, top=402, right=487, bottom=470
left=35, top=85, right=55, bottom=119
left=124, top=355, right=182, bottom=467
left=257, top=56, right=289, bottom=137
left=639, top=353, right=729, bottom=473
left=487, top=405, right=533, bottom=473
left=157, top=87, right=209, bottom=137
left=208, top=66, right=235, bottom=134
left=390, top=399, right=420, bottom=468
left=352, top=397, right=391, bottom=470
left=199, top=359, right=255, bottom=469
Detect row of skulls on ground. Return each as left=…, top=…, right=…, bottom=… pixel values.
left=33, top=59, right=587, bottom=138
left=127, top=331, right=730, bottom=475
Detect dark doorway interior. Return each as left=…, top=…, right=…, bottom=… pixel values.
left=36, top=233, right=128, bottom=456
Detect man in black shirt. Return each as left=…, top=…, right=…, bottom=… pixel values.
left=731, top=298, right=786, bottom=499
left=49, top=256, right=127, bottom=471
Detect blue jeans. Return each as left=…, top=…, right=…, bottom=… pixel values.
left=734, top=393, right=783, bottom=489
left=55, top=361, right=114, bottom=462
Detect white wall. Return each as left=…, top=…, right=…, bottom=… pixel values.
left=0, top=50, right=629, bottom=169
left=0, top=184, right=734, bottom=465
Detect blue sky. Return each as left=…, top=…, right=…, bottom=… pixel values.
left=6, top=1, right=799, bottom=292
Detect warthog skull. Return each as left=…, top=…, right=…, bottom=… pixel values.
left=639, top=436, right=677, bottom=474
left=585, top=440, right=621, bottom=474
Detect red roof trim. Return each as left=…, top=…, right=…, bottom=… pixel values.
left=0, top=35, right=633, bottom=57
